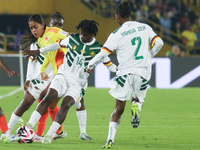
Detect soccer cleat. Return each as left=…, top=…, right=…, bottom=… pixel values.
left=102, top=139, right=114, bottom=148
left=79, top=133, right=93, bottom=140
left=42, top=135, right=51, bottom=144
left=52, top=131, right=67, bottom=140
left=131, top=103, right=140, bottom=128
left=0, top=132, right=9, bottom=140
left=4, top=134, right=19, bottom=144
left=34, top=134, right=43, bottom=142
left=17, top=118, right=27, bottom=126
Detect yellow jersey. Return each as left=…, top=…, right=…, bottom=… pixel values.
left=37, top=26, right=68, bottom=75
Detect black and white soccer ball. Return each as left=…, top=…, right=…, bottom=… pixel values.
left=15, top=126, right=35, bottom=143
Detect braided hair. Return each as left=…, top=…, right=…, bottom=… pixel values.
left=75, top=19, right=99, bottom=36
left=20, top=14, right=45, bottom=49
left=115, top=1, right=131, bottom=19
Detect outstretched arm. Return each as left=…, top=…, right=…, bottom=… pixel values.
left=0, top=57, right=19, bottom=77
left=87, top=50, right=109, bottom=73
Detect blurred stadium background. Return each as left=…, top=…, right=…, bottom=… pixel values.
left=0, top=0, right=200, bottom=88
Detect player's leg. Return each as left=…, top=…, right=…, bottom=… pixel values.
left=28, top=88, right=58, bottom=128
left=42, top=95, right=75, bottom=143
left=6, top=91, right=36, bottom=136
left=0, top=107, right=9, bottom=140
left=27, top=75, right=65, bottom=129
left=103, top=74, right=133, bottom=148
left=76, top=97, right=92, bottom=140
left=35, top=84, right=50, bottom=141
left=49, top=98, right=67, bottom=140
left=42, top=83, right=82, bottom=143
left=103, top=99, right=126, bottom=148
left=131, top=75, right=147, bottom=128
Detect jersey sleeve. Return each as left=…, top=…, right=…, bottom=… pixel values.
left=59, top=36, right=70, bottom=47
left=147, top=25, right=159, bottom=46
left=101, top=56, right=112, bottom=66
left=103, top=33, right=118, bottom=54
left=40, top=54, right=50, bottom=73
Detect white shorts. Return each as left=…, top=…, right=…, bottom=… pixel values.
left=28, top=79, right=50, bottom=100
left=49, top=74, right=82, bottom=109
left=109, top=74, right=149, bottom=103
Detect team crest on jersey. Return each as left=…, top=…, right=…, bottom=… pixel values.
left=90, top=51, right=95, bottom=57
left=72, top=45, right=76, bottom=51
left=45, top=36, right=49, bottom=41
left=34, top=86, right=39, bottom=90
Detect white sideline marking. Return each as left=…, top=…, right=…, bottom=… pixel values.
left=0, top=88, right=22, bottom=100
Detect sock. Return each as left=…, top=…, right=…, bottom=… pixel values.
left=46, top=121, right=61, bottom=137
left=107, top=121, right=118, bottom=143
left=49, top=106, right=63, bottom=135
left=0, top=114, right=8, bottom=133
left=28, top=111, right=41, bottom=128
left=36, top=99, right=49, bottom=136
left=7, top=113, right=21, bottom=134
left=76, top=110, right=86, bottom=134
left=132, top=101, right=142, bottom=112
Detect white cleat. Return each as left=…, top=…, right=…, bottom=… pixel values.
left=52, top=131, right=67, bottom=140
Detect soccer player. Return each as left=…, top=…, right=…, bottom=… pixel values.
left=34, top=12, right=67, bottom=141
left=87, top=1, right=164, bottom=148
left=35, top=12, right=93, bottom=141
left=3, top=14, right=68, bottom=143
left=23, top=19, right=117, bottom=144
left=0, top=57, right=19, bottom=140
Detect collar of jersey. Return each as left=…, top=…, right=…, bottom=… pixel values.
left=79, top=34, right=96, bottom=46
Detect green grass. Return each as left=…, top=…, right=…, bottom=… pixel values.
left=0, top=87, right=200, bottom=150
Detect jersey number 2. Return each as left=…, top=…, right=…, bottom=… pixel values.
left=131, top=37, right=143, bottom=60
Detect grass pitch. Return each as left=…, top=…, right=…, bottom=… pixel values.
left=0, top=87, right=199, bottom=150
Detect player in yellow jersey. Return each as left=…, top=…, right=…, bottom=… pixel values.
left=3, top=14, right=68, bottom=143
left=34, top=12, right=67, bottom=141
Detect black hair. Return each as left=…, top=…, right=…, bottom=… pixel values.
left=50, top=12, right=64, bottom=21
left=75, top=19, right=99, bottom=36
left=20, top=14, right=45, bottom=49
left=115, top=1, right=131, bottom=18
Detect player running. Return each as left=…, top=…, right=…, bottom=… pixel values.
left=23, top=19, right=117, bottom=144
left=87, top=1, right=164, bottom=148
left=0, top=57, right=19, bottom=140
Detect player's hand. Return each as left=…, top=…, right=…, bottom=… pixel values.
left=86, top=68, right=94, bottom=74
left=24, top=80, right=30, bottom=92
left=22, top=49, right=40, bottom=59
left=6, top=69, right=19, bottom=77
left=41, top=72, right=50, bottom=81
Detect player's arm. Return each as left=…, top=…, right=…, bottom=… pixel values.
left=87, top=48, right=111, bottom=72
left=102, top=56, right=117, bottom=72
left=150, top=36, right=164, bottom=58
left=24, top=57, right=36, bottom=91
left=40, top=55, right=50, bottom=81
left=23, top=37, right=69, bottom=58
left=148, top=25, right=164, bottom=58
left=0, top=57, right=19, bottom=77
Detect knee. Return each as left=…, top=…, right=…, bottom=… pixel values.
left=43, top=89, right=58, bottom=105
left=20, top=99, right=32, bottom=109
left=60, top=97, right=74, bottom=111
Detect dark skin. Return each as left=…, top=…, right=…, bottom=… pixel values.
left=0, top=57, right=19, bottom=77
left=86, top=13, right=141, bottom=124
left=35, top=30, right=95, bottom=126
left=0, top=57, right=19, bottom=118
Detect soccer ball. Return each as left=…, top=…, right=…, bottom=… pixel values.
left=15, top=126, right=35, bottom=143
